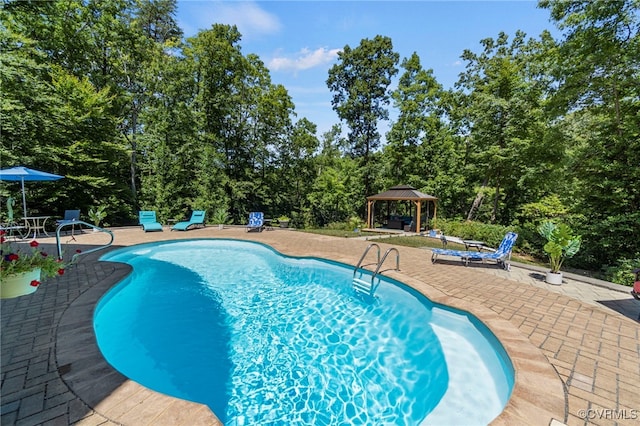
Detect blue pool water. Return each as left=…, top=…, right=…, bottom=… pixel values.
left=95, top=239, right=514, bottom=425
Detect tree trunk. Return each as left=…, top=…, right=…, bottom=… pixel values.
left=491, top=181, right=501, bottom=223
left=467, top=177, right=488, bottom=221
left=129, top=107, right=138, bottom=205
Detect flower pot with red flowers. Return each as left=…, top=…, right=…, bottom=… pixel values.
left=1, top=232, right=69, bottom=299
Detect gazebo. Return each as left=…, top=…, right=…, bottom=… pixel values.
left=365, top=185, right=438, bottom=232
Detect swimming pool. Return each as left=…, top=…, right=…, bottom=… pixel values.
left=95, top=239, right=514, bottom=425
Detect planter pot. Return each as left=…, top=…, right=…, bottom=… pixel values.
left=545, top=271, right=563, bottom=285
left=279, top=221, right=289, bottom=228
left=217, top=224, right=224, bottom=230
left=1, top=268, right=41, bottom=299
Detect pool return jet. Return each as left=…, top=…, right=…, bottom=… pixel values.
left=352, top=243, right=400, bottom=296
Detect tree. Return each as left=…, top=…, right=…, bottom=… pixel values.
left=270, top=117, right=318, bottom=217
left=384, top=53, right=464, bottom=217
left=455, top=31, right=562, bottom=224
left=134, top=0, right=182, bottom=44
left=0, top=23, right=130, bottom=220
left=137, top=40, right=199, bottom=220
left=327, top=35, right=399, bottom=198
left=540, top=0, right=640, bottom=268
left=185, top=25, right=295, bottom=221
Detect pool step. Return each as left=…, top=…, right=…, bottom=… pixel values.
left=352, top=278, right=373, bottom=294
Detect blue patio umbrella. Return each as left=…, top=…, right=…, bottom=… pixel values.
left=0, top=166, right=64, bottom=218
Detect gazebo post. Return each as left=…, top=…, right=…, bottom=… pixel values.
left=433, top=201, right=437, bottom=229
left=426, top=201, right=430, bottom=229
left=415, top=201, right=421, bottom=232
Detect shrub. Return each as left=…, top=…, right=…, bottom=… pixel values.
left=435, top=219, right=516, bottom=248
left=601, top=257, right=640, bottom=287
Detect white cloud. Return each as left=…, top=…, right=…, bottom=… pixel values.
left=216, top=1, right=280, bottom=36
left=268, top=47, right=341, bottom=73
left=178, top=1, right=280, bottom=38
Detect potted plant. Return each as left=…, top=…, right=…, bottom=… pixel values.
left=538, top=221, right=581, bottom=285
left=0, top=231, right=71, bottom=299
left=88, top=205, right=107, bottom=231
left=211, top=208, right=228, bottom=230
left=277, top=215, right=290, bottom=228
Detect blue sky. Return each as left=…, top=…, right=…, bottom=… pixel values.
left=176, top=1, right=559, bottom=137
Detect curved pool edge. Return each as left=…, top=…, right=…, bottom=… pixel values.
left=55, top=249, right=222, bottom=426
left=54, top=233, right=566, bottom=426
left=387, top=271, right=566, bottom=425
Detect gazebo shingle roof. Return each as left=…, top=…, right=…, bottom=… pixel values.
left=366, top=185, right=437, bottom=201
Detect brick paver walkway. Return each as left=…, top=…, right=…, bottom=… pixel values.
left=1, top=227, right=639, bottom=425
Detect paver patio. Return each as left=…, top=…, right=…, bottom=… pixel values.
left=1, top=226, right=638, bottom=425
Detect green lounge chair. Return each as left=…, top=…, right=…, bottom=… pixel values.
left=171, top=210, right=206, bottom=231
left=139, top=211, right=163, bottom=232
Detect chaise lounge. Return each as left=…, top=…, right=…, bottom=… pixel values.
left=171, top=210, right=206, bottom=231
left=56, top=210, right=81, bottom=235
left=431, top=231, right=519, bottom=271
left=246, top=212, right=264, bottom=232
left=138, top=211, right=163, bottom=232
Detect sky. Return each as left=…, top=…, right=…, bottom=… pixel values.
left=175, top=0, right=560, bottom=137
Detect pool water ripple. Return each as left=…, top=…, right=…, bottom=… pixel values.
left=95, top=239, right=512, bottom=425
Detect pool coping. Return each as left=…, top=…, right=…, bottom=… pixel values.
left=53, top=233, right=565, bottom=426
left=55, top=250, right=222, bottom=425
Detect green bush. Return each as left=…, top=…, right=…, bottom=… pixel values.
left=210, top=208, right=228, bottom=225
left=348, top=216, right=365, bottom=231
left=435, top=219, right=517, bottom=248
left=601, top=257, right=640, bottom=287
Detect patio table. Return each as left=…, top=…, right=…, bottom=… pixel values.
left=23, top=216, right=51, bottom=239
left=463, top=240, right=487, bottom=251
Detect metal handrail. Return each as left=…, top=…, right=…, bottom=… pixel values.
left=56, top=220, right=114, bottom=262
left=371, top=248, right=400, bottom=285
left=353, top=243, right=381, bottom=276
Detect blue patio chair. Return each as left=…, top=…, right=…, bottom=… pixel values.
left=431, top=231, right=519, bottom=271
left=246, top=212, right=264, bottom=232
left=138, top=211, right=163, bottom=232
left=56, top=210, right=81, bottom=235
left=171, top=210, right=206, bottom=231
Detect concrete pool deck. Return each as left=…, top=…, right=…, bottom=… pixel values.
left=1, top=226, right=638, bottom=425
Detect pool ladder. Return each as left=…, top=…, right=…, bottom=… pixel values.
left=352, top=244, right=400, bottom=296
